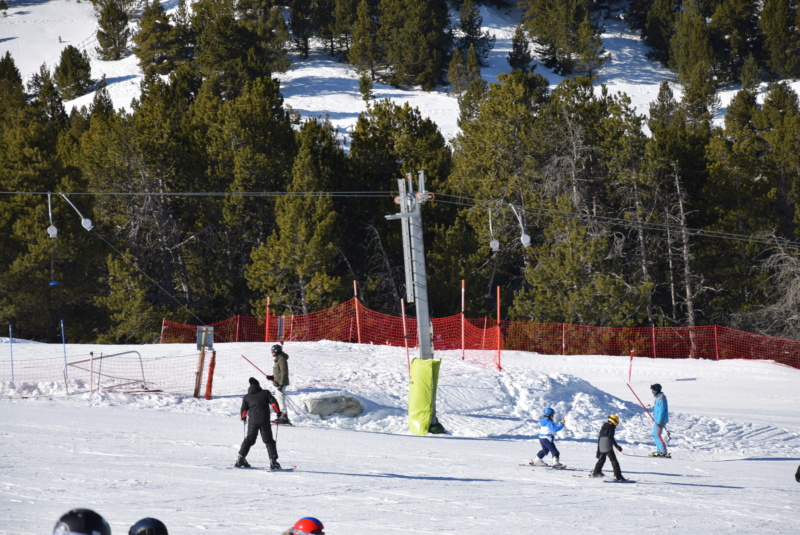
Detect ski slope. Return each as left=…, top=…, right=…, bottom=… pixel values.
left=1, top=340, right=799, bottom=534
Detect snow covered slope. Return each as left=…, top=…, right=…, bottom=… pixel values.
left=1, top=340, right=799, bottom=534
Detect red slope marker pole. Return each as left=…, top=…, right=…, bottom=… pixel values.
left=627, top=383, right=655, bottom=422
left=628, top=349, right=634, bottom=383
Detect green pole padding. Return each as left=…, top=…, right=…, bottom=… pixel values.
left=408, top=358, right=441, bottom=435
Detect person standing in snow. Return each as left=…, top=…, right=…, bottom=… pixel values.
left=795, top=464, right=799, bottom=483
left=266, top=343, right=291, bottom=425
left=650, top=383, right=670, bottom=457
left=532, top=407, right=565, bottom=467
left=236, top=377, right=284, bottom=469
left=591, top=414, right=627, bottom=481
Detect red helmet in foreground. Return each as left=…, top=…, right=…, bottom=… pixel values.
left=292, top=517, right=325, bottom=535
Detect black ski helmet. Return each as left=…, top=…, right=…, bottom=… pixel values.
left=650, top=383, right=662, bottom=393
left=129, top=517, right=169, bottom=535
left=271, top=344, right=282, bottom=354
left=53, top=508, right=111, bottom=535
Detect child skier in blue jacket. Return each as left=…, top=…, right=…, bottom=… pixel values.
left=533, top=407, right=565, bottom=467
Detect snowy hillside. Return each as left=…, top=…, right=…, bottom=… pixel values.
left=4, top=0, right=798, bottom=145
left=2, top=340, right=800, bottom=533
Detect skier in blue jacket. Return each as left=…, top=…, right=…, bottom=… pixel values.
left=650, top=383, right=670, bottom=457
left=533, top=407, right=565, bottom=467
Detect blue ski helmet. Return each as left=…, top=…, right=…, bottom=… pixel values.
left=543, top=407, right=555, bottom=416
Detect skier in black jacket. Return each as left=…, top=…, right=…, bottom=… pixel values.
left=592, top=414, right=627, bottom=481
left=235, top=377, right=285, bottom=469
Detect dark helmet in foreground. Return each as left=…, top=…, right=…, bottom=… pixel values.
left=650, top=383, right=662, bottom=393
left=291, top=517, right=325, bottom=535
left=53, top=508, right=111, bottom=535
left=129, top=517, right=168, bottom=535
left=271, top=344, right=283, bottom=354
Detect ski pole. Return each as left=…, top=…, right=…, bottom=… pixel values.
left=626, top=383, right=655, bottom=422
left=241, top=354, right=268, bottom=376
left=285, top=395, right=309, bottom=417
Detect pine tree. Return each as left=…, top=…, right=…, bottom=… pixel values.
left=247, top=119, right=347, bottom=315
left=313, top=0, right=338, bottom=56
left=95, top=253, right=168, bottom=343
left=358, top=71, right=373, bottom=100
left=378, top=0, right=451, bottom=90
left=448, top=47, right=468, bottom=95
left=455, top=0, right=495, bottom=67
left=507, top=23, right=534, bottom=73
left=707, top=0, right=758, bottom=84
left=53, top=45, right=94, bottom=101
left=573, top=15, right=609, bottom=79
left=522, top=0, right=597, bottom=75
left=96, top=0, right=131, bottom=61
left=333, top=0, right=359, bottom=54
left=643, top=0, right=673, bottom=65
left=740, top=53, right=760, bottom=92
left=349, top=0, right=379, bottom=78
left=511, top=196, right=650, bottom=326
left=758, top=0, right=799, bottom=79
left=204, top=78, right=297, bottom=312
left=132, top=0, right=176, bottom=75
left=0, top=0, right=8, bottom=17
left=0, top=52, right=26, bottom=122
left=28, top=63, right=67, bottom=124
left=290, top=0, right=313, bottom=59
left=753, top=82, right=800, bottom=238
left=669, top=0, right=714, bottom=87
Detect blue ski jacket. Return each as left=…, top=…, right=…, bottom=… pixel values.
left=653, top=391, right=669, bottom=426
left=539, top=417, right=564, bottom=439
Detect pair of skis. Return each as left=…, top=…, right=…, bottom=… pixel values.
left=233, top=464, right=297, bottom=471
left=622, top=452, right=671, bottom=459
left=521, top=461, right=637, bottom=483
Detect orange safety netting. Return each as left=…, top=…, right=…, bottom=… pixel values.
left=160, top=298, right=800, bottom=370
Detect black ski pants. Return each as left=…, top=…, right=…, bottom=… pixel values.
left=593, top=449, right=622, bottom=479
left=239, top=421, right=278, bottom=461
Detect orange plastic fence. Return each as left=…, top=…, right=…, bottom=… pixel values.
left=160, top=298, right=800, bottom=370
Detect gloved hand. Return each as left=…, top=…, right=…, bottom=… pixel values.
left=241, top=416, right=246, bottom=422
left=596, top=450, right=600, bottom=459
left=616, top=445, right=623, bottom=452
left=266, top=375, right=274, bottom=381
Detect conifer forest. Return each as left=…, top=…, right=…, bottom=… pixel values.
left=2, top=0, right=800, bottom=343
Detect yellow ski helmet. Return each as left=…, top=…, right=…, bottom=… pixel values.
left=608, top=414, right=620, bottom=425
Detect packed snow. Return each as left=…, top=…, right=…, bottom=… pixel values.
left=1, top=339, right=799, bottom=534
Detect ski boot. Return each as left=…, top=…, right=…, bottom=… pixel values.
left=235, top=455, right=250, bottom=468
left=270, top=460, right=282, bottom=470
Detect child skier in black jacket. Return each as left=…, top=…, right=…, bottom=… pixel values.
left=592, top=414, right=628, bottom=481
